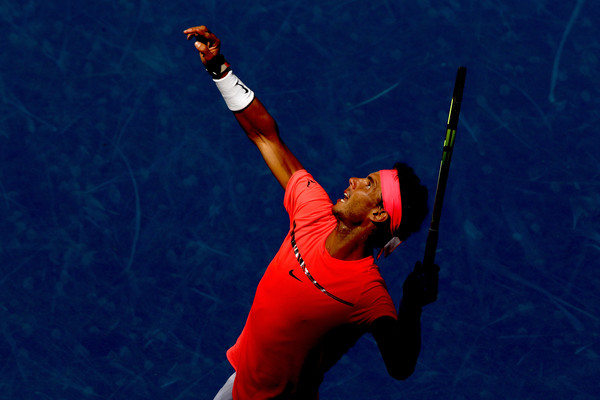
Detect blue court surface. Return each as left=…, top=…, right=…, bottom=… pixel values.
left=1, top=1, right=598, bottom=399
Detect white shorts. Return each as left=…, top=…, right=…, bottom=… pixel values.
left=213, top=372, right=236, bottom=400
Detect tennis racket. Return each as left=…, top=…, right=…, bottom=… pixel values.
left=422, top=66, right=467, bottom=268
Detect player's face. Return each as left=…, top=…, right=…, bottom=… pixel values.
left=333, top=172, right=383, bottom=226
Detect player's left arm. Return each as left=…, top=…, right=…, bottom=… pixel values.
left=370, top=261, right=439, bottom=380
left=370, top=311, right=421, bottom=380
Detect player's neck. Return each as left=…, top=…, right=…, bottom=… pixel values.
left=325, top=223, right=373, bottom=261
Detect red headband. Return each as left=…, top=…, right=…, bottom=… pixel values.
left=380, top=169, right=402, bottom=234
left=378, top=169, right=403, bottom=258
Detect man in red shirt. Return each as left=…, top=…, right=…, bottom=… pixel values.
left=184, top=26, right=440, bottom=400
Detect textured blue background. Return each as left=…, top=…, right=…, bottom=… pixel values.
left=1, top=1, right=598, bottom=399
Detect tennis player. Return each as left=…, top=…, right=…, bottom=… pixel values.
left=184, top=25, right=439, bottom=400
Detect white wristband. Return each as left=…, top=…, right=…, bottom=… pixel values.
left=214, top=71, right=255, bottom=112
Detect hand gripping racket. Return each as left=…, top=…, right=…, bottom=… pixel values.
left=422, top=67, right=467, bottom=268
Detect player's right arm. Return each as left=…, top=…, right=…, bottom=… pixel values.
left=234, top=98, right=304, bottom=190
left=184, top=26, right=303, bottom=189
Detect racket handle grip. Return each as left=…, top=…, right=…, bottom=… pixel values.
left=423, top=227, right=439, bottom=267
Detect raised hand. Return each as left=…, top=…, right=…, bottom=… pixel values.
left=183, top=25, right=221, bottom=65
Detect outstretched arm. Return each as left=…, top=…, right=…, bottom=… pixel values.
left=184, top=26, right=303, bottom=189
left=370, top=261, right=439, bottom=380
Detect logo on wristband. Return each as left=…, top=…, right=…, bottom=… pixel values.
left=236, top=82, right=249, bottom=94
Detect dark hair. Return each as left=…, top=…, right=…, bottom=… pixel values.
left=369, top=162, right=429, bottom=250
left=393, top=162, right=429, bottom=241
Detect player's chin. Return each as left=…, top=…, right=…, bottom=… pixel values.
left=331, top=200, right=344, bottom=215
